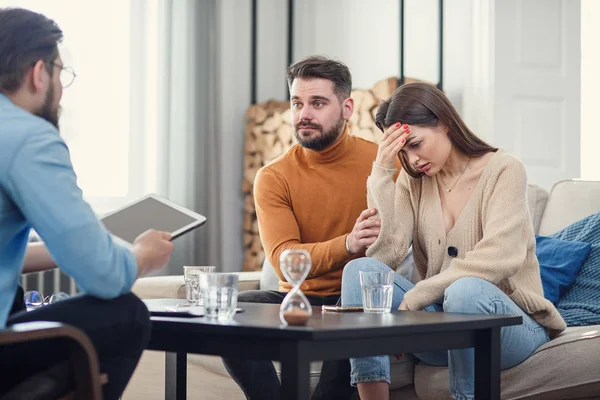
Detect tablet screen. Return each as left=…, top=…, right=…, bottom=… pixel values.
left=101, top=197, right=199, bottom=243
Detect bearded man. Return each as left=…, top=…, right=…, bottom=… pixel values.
left=222, top=56, right=386, bottom=400
left=0, top=8, right=174, bottom=399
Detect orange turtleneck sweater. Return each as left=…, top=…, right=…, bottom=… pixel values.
left=253, top=127, right=381, bottom=296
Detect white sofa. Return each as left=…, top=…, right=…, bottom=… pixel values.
left=124, top=180, right=600, bottom=400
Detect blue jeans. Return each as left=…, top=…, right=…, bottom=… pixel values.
left=341, top=258, right=550, bottom=400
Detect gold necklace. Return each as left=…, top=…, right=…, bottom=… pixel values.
left=438, top=157, right=471, bottom=193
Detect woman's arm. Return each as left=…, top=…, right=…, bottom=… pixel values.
left=365, top=123, right=415, bottom=268
left=365, top=164, right=415, bottom=268
left=22, top=242, right=57, bottom=274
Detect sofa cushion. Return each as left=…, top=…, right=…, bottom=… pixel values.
left=413, top=325, right=600, bottom=399
left=132, top=272, right=262, bottom=300
left=259, top=258, right=281, bottom=291
left=132, top=275, right=187, bottom=299
left=538, top=180, right=600, bottom=236
left=527, top=184, right=549, bottom=234
left=535, top=235, right=591, bottom=304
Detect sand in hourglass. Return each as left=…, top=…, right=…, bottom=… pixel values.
left=283, top=308, right=310, bottom=326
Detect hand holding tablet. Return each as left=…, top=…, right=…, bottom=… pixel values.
left=131, top=230, right=175, bottom=277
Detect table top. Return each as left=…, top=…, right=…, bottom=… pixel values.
left=147, top=300, right=522, bottom=341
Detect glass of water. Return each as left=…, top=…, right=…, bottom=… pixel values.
left=199, top=273, right=239, bottom=321
left=183, top=266, right=215, bottom=306
left=359, top=270, right=395, bottom=313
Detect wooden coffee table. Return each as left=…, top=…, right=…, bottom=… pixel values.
left=147, top=301, right=521, bottom=400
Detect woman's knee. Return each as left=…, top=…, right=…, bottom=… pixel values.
left=443, top=277, right=496, bottom=313
left=342, top=257, right=391, bottom=283
left=342, top=258, right=391, bottom=306
left=342, top=258, right=365, bottom=285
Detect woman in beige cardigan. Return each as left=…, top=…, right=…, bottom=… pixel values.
left=340, top=83, right=566, bottom=400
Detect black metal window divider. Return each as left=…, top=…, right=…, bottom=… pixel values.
left=250, top=0, right=444, bottom=104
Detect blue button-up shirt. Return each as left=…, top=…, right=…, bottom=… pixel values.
left=0, top=93, right=138, bottom=327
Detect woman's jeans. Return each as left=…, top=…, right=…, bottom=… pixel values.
left=341, top=258, right=550, bottom=400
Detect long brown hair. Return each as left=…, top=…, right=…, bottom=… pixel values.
left=375, top=82, right=497, bottom=178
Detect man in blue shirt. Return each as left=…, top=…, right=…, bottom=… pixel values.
left=0, top=8, right=175, bottom=399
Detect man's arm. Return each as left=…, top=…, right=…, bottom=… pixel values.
left=6, top=128, right=138, bottom=298
left=22, top=242, right=57, bottom=274
left=254, top=168, right=352, bottom=281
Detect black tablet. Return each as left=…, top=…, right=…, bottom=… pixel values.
left=100, top=194, right=207, bottom=247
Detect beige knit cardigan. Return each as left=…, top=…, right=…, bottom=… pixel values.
left=365, top=150, right=566, bottom=333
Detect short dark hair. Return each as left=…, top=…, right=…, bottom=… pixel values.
left=286, top=56, right=352, bottom=100
left=376, top=82, right=497, bottom=178
left=0, top=8, right=63, bottom=93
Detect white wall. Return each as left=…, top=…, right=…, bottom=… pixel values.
left=257, top=0, right=474, bottom=113
left=217, top=0, right=476, bottom=272
left=581, top=0, right=600, bottom=180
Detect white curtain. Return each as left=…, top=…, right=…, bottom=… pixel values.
left=21, top=0, right=224, bottom=295
left=130, top=0, right=222, bottom=274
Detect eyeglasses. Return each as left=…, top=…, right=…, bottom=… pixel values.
left=51, top=62, right=77, bottom=88
left=24, top=290, right=70, bottom=310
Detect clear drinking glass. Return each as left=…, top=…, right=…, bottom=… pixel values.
left=359, top=270, right=394, bottom=313
left=183, top=266, right=216, bottom=306
left=199, top=273, right=239, bottom=321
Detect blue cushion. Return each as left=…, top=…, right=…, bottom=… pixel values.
left=536, top=235, right=591, bottom=304
left=552, top=212, right=600, bottom=326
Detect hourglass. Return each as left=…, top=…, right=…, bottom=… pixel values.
left=279, top=249, right=312, bottom=326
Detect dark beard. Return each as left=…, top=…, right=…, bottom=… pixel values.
left=293, top=117, right=345, bottom=151
left=36, top=84, right=60, bottom=129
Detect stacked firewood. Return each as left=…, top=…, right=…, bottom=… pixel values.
left=242, top=77, right=400, bottom=271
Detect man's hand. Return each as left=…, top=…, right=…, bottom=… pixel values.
left=346, top=208, right=381, bottom=255
left=132, top=229, right=175, bottom=278
left=399, top=300, right=410, bottom=311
